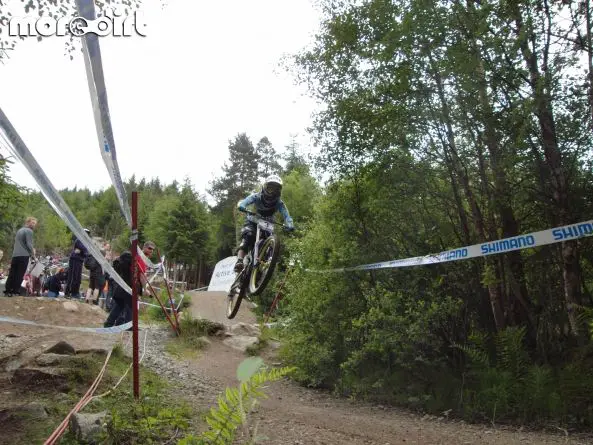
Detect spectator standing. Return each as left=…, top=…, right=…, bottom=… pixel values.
left=3, top=217, right=37, bottom=297
left=84, top=249, right=105, bottom=305
left=137, top=241, right=156, bottom=290
left=104, top=241, right=157, bottom=328
left=65, top=228, right=90, bottom=299
left=104, top=250, right=134, bottom=328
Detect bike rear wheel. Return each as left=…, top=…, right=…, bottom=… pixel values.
left=248, top=235, right=280, bottom=296
left=227, top=270, right=247, bottom=319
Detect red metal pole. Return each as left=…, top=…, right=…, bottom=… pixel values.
left=264, top=268, right=291, bottom=324
left=131, top=191, right=139, bottom=399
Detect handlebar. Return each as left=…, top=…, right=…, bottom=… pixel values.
left=238, top=208, right=295, bottom=231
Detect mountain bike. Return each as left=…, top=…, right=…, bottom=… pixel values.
left=226, top=209, right=290, bottom=319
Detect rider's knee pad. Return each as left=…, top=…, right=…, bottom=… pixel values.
left=240, top=225, right=255, bottom=245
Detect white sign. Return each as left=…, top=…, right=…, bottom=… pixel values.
left=8, top=9, right=147, bottom=38
left=208, top=256, right=238, bottom=292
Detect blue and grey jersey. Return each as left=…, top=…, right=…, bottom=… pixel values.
left=238, top=192, right=294, bottom=226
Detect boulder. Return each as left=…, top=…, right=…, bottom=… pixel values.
left=35, top=353, right=78, bottom=367
left=16, top=402, right=48, bottom=419
left=0, top=402, right=48, bottom=422
left=62, top=301, right=79, bottom=312
left=12, top=366, right=69, bottom=391
left=229, top=322, right=260, bottom=337
left=45, top=341, right=76, bottom=355
left=223, top=335, right=259, bottom=353
left=70, top=411, right=110, bottom=444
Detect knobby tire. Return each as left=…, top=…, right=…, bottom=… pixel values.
left=227, top=269, right=248, bottom=319
left=248, top=235, right=281, bottom=296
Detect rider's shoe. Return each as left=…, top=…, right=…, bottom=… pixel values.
left=234, top=259, right=244, bottom=273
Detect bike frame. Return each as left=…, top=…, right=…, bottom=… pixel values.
left=251, top=217, right=275, bottom=269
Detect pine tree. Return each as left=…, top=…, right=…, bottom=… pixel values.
left=256, top=137, right=282, bottom=179
left=164, top=179, right=209, bottom=264
left=209, top=133, right=260, bottom=207
left=283, top=136, right=310, bottom=175
left=208, top=133, right=261, bottom=258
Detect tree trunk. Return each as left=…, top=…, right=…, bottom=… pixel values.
left=430, top=58, right=506, bottom=331
left=194, top=261, right=200, bottom=289
left=475, top=58, right=535, bottom=331
left=586, top=0, right=593, bottom=126
left=173, top=263, right=178, bottom=294
left=512, top=3, right=584, bottom=341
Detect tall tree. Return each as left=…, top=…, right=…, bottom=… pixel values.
left=208, top=133, right=261, bottom=257
left=164, top=179, right=209, bottom=265
left=256, top=137, right=282, bottom=179
left=209, top=133, right=260, bottom=206
left=283, top=136, right=310, bottom=175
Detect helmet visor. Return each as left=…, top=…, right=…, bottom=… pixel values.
left=265, top=183, right=282, bottom=196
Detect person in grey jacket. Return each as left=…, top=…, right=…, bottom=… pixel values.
left=3, top=216, right=37, bottom=297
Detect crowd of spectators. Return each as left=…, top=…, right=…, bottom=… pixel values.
left=0, top=216, right=159, bottom=328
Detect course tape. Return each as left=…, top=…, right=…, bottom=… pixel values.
left=76, top=0, right=165, bottom=277
left=0, top=109, right=132, bottom=296
left=140, top=293, right=184, bottom=312
left=308, top=219, right=593, bottom=273
left=0, top=315, right=132, bottom=334
left=76, top=0, right=133, bottom=228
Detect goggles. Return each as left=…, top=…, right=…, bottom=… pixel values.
left=265, top=183, right=282, bottom=194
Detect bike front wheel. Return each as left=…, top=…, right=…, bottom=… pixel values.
left=248, top=235, right=280, bottom=296
left=227, top=270, right=247, bottom=319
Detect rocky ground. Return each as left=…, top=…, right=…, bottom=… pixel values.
left=0, top=293, right=592, bottom=444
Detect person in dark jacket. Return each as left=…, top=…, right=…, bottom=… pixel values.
left=43, top=267, right=68, bottom=298
left=4, top=216, right=37, bottom=297
left=104, top=251, right=134, bottom=328
left=65, top=228, right=90, bottom=299
left=84, top=249, right=105, bottom=305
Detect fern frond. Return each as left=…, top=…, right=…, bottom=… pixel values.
left=495, top=326, right=528, bottom=378
left=196, top=366, right=294, bottom=444
left=452, top=342, right=490, bottom=368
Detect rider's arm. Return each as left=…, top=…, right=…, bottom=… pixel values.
left=276, top=200, right=294, bottom=226
left=237, top=193, right=257, bottom=210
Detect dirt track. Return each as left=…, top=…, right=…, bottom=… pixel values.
left=189, top=290, right=258, bottom=326
left=185, top=291, right=591, bottom=445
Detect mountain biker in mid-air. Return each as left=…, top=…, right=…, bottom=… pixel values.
left=234, top=174, right=295, bottom=273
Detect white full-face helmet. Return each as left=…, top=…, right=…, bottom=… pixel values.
left=262, top=174, right=283, bottom=205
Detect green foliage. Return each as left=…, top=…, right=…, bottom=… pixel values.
left=5, top=347, right=193, bottom=445
left=455, top=326, right=593, bottom=425
left=179, top=362, right=294, bottom=445
left=0, top=156, right=25, bottom=252
left=144, top=195, right=180, bottom=252
left=271, top=0, right=593, bottom=431
left=256, top=137, right=282, bottom=179
left=280, top=168, right=321, bottom=223
left=162, top=178, right=210, bottom=264
left=94, top=353, right=193, bottom=444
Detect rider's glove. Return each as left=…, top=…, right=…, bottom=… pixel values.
left=238, top=205, right=247, bottom=213
left=285, top=223, right=295, bottom=232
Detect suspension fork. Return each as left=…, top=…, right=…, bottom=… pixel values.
left=252, top=226, right=261, bottom=267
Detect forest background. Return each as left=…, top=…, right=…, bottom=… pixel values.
left=2, top=0, right=593, bottom=431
